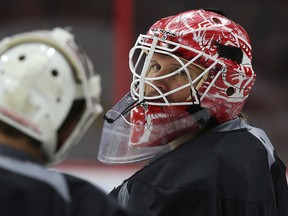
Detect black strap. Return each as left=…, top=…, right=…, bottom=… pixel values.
left=217, top=43, right=243, bottom=64
left=202, top=8, right=226, bottom=17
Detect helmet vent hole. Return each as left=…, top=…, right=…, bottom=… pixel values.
left=212, top=17, right=221, bottom=24
left=18, top=55, right=26, bottom=61
left=226, top=87, right=235, bottom=96
left=56, top=97, right=61, bottom=103
left=51, top=69, right=59, bottom=77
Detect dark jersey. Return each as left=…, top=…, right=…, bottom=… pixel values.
left=110, top=118, right=288, bottom=216
left=0, top=146, right=129, bottom=216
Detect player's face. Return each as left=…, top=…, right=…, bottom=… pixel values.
left=145, top=53, right=202, bottom=103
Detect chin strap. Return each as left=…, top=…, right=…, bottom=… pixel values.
left=103, top=99, right=145, bottom=124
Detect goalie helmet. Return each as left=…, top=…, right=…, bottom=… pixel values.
left=0, top=28, right=102, bottom=164
left=98, top=9, right=256, bottom=164
left=130, top=8, right=256, bottom=123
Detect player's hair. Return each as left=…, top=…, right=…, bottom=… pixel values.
left=238, top=112, right=249, bottom=122
left=0, top=121, right=41, bottom=147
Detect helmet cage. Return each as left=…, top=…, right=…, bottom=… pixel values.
left=129, top=34, right=225, bottom=107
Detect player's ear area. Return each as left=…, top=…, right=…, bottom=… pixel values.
left=0, top=121, right=48, bottom=162
left=57, top=99, right=86, bottom=151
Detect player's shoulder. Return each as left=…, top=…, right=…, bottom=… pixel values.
left=61, top=172, right=107, bottom=198
left=61, top=172, right=133, bottom=216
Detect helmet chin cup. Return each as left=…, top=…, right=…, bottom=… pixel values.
left=129, top=104, right=210, bottom=148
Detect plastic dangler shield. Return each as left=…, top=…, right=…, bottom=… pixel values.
left=97, top=93, right=211, bottom=164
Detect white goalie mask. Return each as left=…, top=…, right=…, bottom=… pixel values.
left=0, top=28, right=102, bottom=164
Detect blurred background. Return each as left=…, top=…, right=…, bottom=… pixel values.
left=1, top=0, right=287, bottom=192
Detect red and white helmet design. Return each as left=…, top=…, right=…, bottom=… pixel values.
left=129, top=9, right=256, bottom=123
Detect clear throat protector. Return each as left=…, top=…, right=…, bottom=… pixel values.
left=98, top=93, right=211, bottom=164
